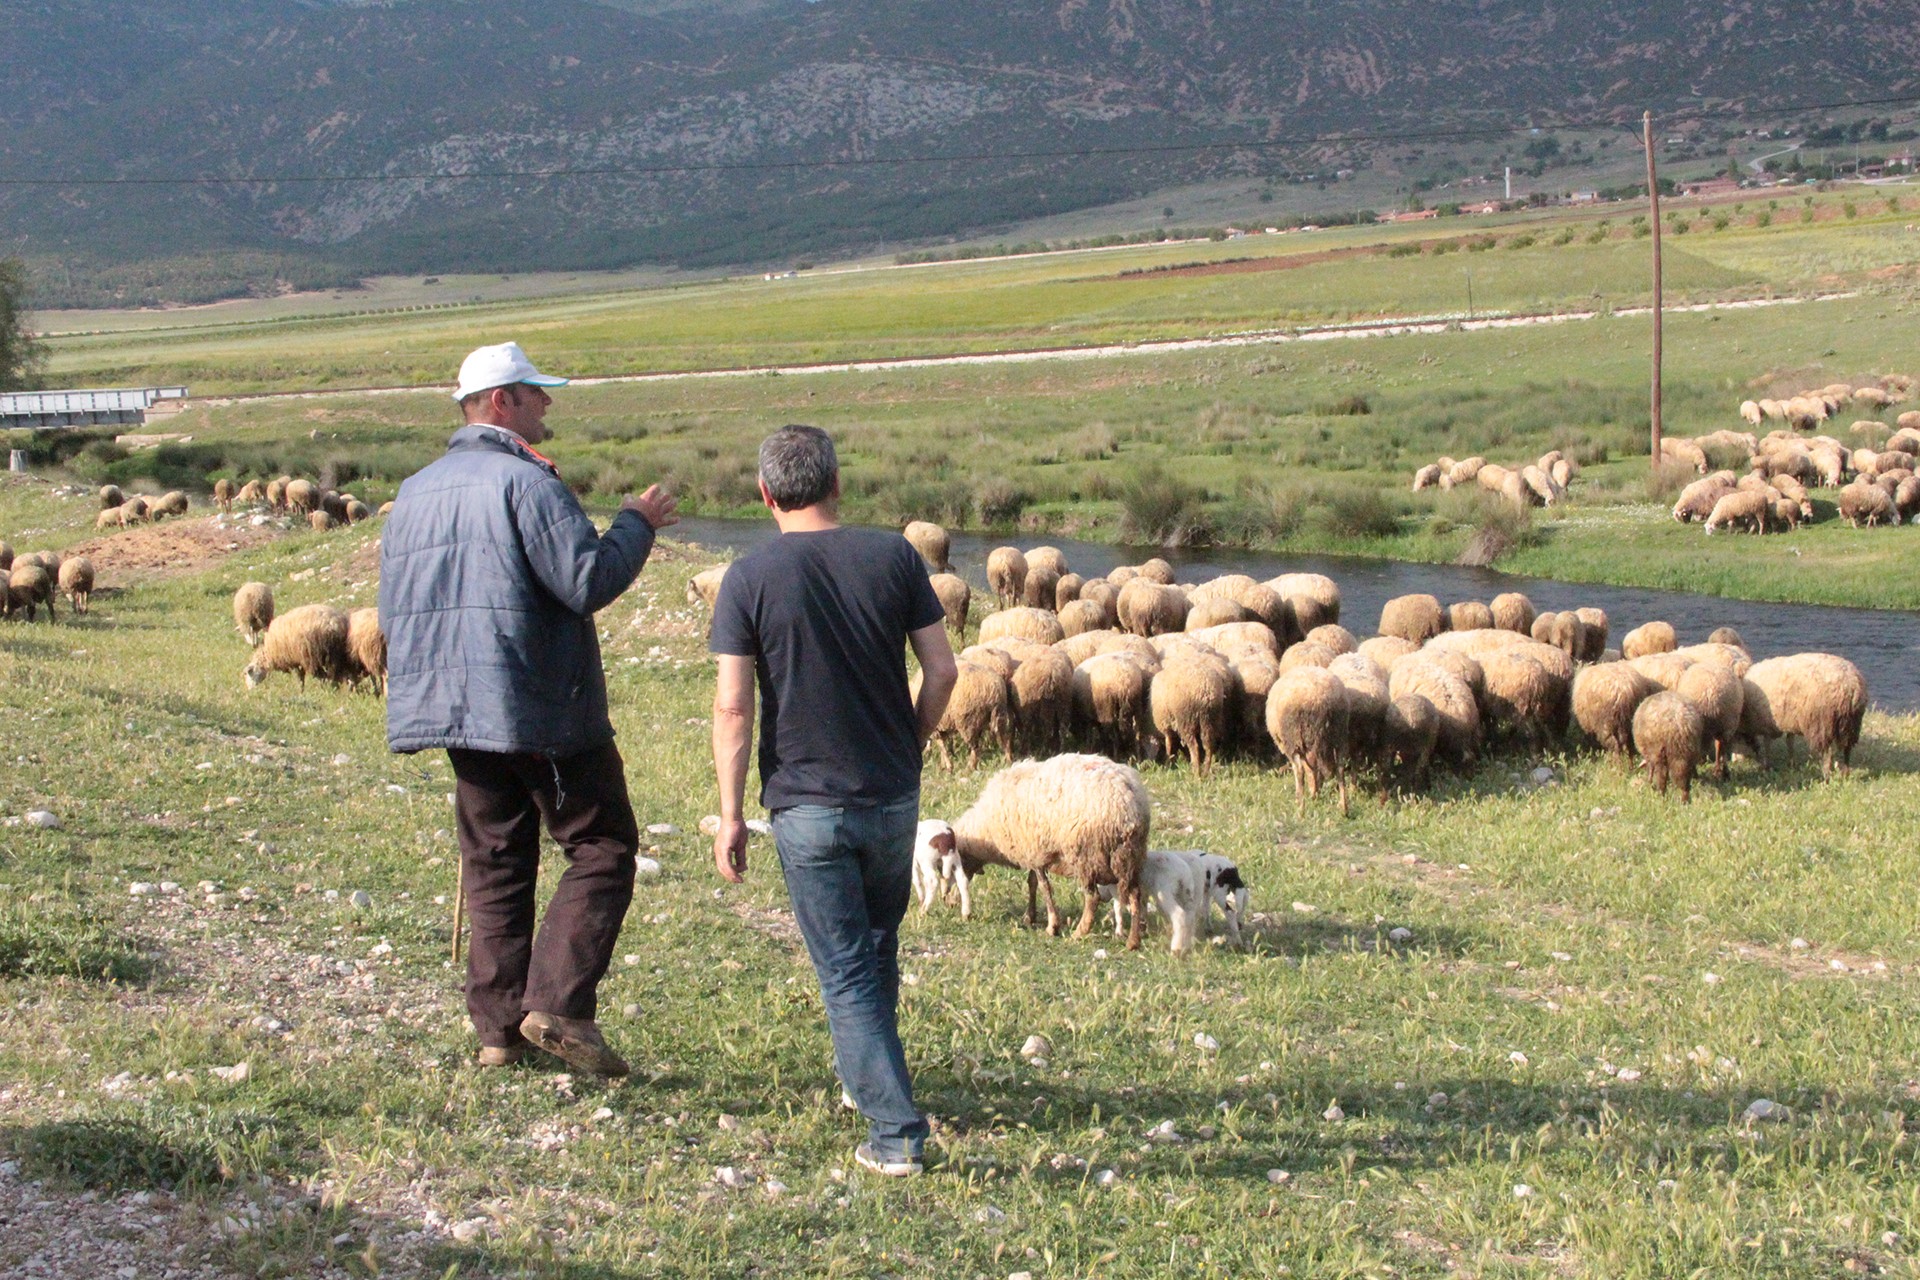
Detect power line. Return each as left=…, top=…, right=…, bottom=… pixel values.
left=2, top=90, right=1916, bottom=189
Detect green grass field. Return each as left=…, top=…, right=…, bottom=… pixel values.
left=2, top=478, right=1918, bottom=1278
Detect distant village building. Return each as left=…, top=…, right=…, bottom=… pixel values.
left=1462, top=200, right=1505, bottom=215
left=1381, top=208, right=1439, bottom=223
left=1678, top=177, right=1742, bottom=198
left=1570, top=190, right=1600, bottom=203
left=0, top=387, right=188, bottom=430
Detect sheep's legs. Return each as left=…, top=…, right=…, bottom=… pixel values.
left=1024, top=871, right=1039, bottom=927
left=1072, top=882, right=1099, bottom=939
left=1037, top=872, right=1064, bottom=936
left=953, top=866, right=972, bottom=921
left=1124, top=881, right=1144, bottom=951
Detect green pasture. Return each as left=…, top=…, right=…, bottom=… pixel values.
left=1, top=484, right=1917, bottom=1278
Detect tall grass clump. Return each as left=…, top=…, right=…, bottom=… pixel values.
left=0, top=899, right=150, bottom=983
left=1311, top=483, right=1407, bottom=539
left=1429, top=489, right=1541, bottom=565
left=1117, top=464, right=1211, bottom=546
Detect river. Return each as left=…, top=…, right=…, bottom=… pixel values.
left=666, top=516, right=1920, bottom=711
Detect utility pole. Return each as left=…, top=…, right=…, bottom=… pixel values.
left=1644, top=110, right=1663, bottom=473
left=1465, top=270, right=1474, bottom=322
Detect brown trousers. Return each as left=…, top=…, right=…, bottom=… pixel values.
left=448, top=742, right=639, bottom=1048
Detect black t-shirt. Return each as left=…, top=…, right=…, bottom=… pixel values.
left=709, top=527, right=947, bottom=810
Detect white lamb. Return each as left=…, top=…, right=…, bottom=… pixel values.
left=911, top=819, right=970, bottom=920
left=1102, top=849, right=1206, bottom=954
left=1185, top=851, right=1250, bottom=944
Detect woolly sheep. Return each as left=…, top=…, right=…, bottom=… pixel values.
left=98, top=484, right=125, bottom=510
left=1628, top=650, right=1696, bottom=692
left=1572, top=662, right=1659, bottom=756
left=979, top=606, right=1064, bottom=647
left=57, top=556, right=94, bottom=615
left=1739, top=399, right=1762, bottom=426
left=284, top=479, right=318, bottom=515
left=1446, top=456, right=1486, bottom=488
left=1054, top=573, right=1085, bottom=609
left=1008, top=646, right=1074, bottom=757
left=1266, top=572, right=1340, bottom=637
left=1078, top=577, right=1120, bottom=618
left=309, top=510, right=338, bottom=532
left=903, top=520, right=951, bottom=572
left=1704, top=489, right=1770, bottom=534
left=1672, top=475, right=1735, bottom=523
left=1381, top=693, right=1440, bottom=791
left=1388, top=655, right=1480, bottom=765
left=911, top=819, right=969, bottom=920
left=1675, top=662, right=1741, bottom=779
left=121, top=496, right=151, bottom=523
left=1071, top=653, right=1152, bottom=759
left=377, top=501, right=395, bottom=517
left=1116, top=580, right=1188, bottom=637
left=1265, top=666, right=1350, bottom=814
left=0, top=542, right=10, bottom=572
left=1412, top=463, right=1443, bottom=491
left=265, top=478, right=287, bottom=511
left=1188, top=621, right=1279, bottom=665
left=1278, top=640, right=1337, bottom=673
left=950, top=753, right=1149, bottom=946
left=1022, top=562, right=1062, bottom=611
left=929, top=573, right=971, bottom=638
left=1707, top=626, right=1745, bottom=650
left=922, top=659, right=1014, bottom=770
left=1182, top=594, right=1245, bottom=631
left=1106, top=565, right=1139, bottom=587
left=1103, top=849, right=1206, bottom=954
left=236, top=480, right=263, bottom=505
left=1378, top=593, right=1446, bottom=644
left=1135, top=557, right=1174, bottom=585
left=1573, top=607, right=1608, bottom=662
left=1357, top=634, right=1418, bottom=670
left=344, top=606, right=388, bottom=695
left=1740, top=654, right=1868, bottom=776
left=1477, top=649, right=1561, bottom=749
left=233, top=582, right=274, bottom=646
left=1490, top=592, right=1535, bottom=635
left=5, top=561, right=55, bottom=623
left=344, top=499, right=373, bottom=524
left=688, top=565, right=729, bottom=610
left=1521, top=463, right=1565, bottom=505
left=986, top=547, right=1028, bottom=607
left=1058, top=599, right=1110, bottom=637
left=319, top=491, right=349, bottom=524
left=1658, top=438, right=1709, bottom=474
left=153, top=490, right=189, bottom=519
left=1447, top=601, right=1494, bottom=633
left=1055, top=628, right=1115, bottom=667
left=1838, top=479, right=1894, bottom=527
left=1304, top=623, right=1357, bottom=656
left=95, top=507, right=125, bottom=530
left=1620, top=621, right=1677, bottom=659
left=213, top=478, right=236, bottom=511
left=1150, top=653, right=1235, bottom=773
left=1230, top=654, right=1280, bottom=751
left=1474, top=462, right=1511, bottom=494
left=1094, top=632, right=1161, bottom=672
left=243, top=603, right=351, bottom=689
left=1329, top=652, right=1389, bottom=762
left=1632, top=692, right=1705, bottom=802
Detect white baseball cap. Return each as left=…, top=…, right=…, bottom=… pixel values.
left=451, top=341, right=570, bottom=401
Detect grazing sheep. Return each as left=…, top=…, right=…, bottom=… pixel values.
left=1704, top=489, right=1770, bottom=534
left=1054, top=573, right=1085, bottom=609
left=1189, top=621, right=1280, bottom=666
left=1628, top=650, right=1696, bottom=692
left=265, top=478, right=287, bottom=511
left=1381, top=693, right=1440, bottom=791
left=1531, top=611, right=1587, bottom=663
left=1103, top=849, right=1206, bottom=954
left=213, top=478, right=236, bottom=511
left=1477, top=649, right=1560, bottom=749
left=1106, top=565, right=1139, bottom=587
left=1229, top=655, right=1280, bottom=753
left=1475, top=462, right=1512, bottom=495
left=1135, top=557, right=1174, bottom=585
left=979, top=606, right=1065, bottom=647
left=1658, top=438, right=1709, bottom=474
left=1356, top=634, right=1418, bottom=671
left=903, top=520, right=951, bottom=572
left=1304, top=624, right=1357, bottom=656
left=1026, top=546, right=1069, bottom=579
left=309, top=510, right=338, bottom=532
left=57, top=556, right=94, bottom=615
left=1739, top=399, right=1762, bottom=426
left=5, top=562, right=55, bottom=623
left=1447, top=456, right=1486, bottom=488
left=1447, top=601, right=1494, bottom=633
left=1184, top=595, right=1246, bottom=630
left=1706, top=627, right=1746, bottom=650
left=345, top=607, right=388, bottom=695
left=921, top=659, right=1014, bottom=771
left=1116, top=580, right=1188, bottom=637
left=244, top=603, right=352, bottom=689
left=1071, top=651, right=1154, bottom=758
left=1671, top=642, right=1752, bottom=680
left=1839, top=479, right=1894, bottom=527
left=236, top=480, right=263, bottom=506
left=950, top=753, right=1149, bottom=947
left=1278, top=640, right=1337, bottom=673
left=912, top=819, right=970, bottom=919
left=152, top=490, right=189, bottom=519
left=0, top=542, right=10, bottom=572
left=1495, top=594, right=1545, bottom=636
left=1022, top=562, right=1062, bottom=611
left=1573, top=607, right=1609, bottom=662
left=319, top=491, right=349, bottom=524
left=1522, top=463, right=1565, bottom=505
left=121, top=496, right=150, bottom=523
left=1266, top=572, right=1340, bottom=638
left=1387, top=655, right=1480, bottom=766
left=1266, top=666, right=1351, bottom=815
left=1078, top=577, right=1119, bottom=617
left=1058, top=598, right=1110, bottom=637
left=233, top=582, right=274, bottom=646
left=960, top=644, right=1018, bottom=679
left=688, top=565, right=729, bottom=610
left=94, top=507, right=126, bottom=530
left=1149, top=653, right=1234, bottom=773
left=1672, top=475, right=1735, bottom=523
left=1378, top=593, right=1446, bottom=644
left=283, top=479, right=317, bottom=515
left=377, top=501, right=395, bottom=517
left=929, top=572, right=971, bottom=638
left=98, top=484, right=125, bottom=510
left=1740, top=654, right=1868, bottom=776
left=1008, top=646, right=1074, bottom=756
left=344, top=499, right=373, bottom=524
left=1675, top=662, right=1742, bottom=778
left=1632, top=692, right=1705, bottom=802
left=1094, top=632, right=1162, bottom=672
left=986, top=546, right=1028, bottom=607
left=1412, top=463, right=1443, bottom=491
left=1329, top=652, right=1389, bottom=763
left=1572, top=662, right=1660, bottom=757
left=1621, top=621, right=1677, bottom=659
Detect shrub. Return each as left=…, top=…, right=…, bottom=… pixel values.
left=1756, top=210, right=1772, bottom=228
left=1317, top=394, right=1372, bottom=417
left=1585, top=227, right=1608, bottom=244
left=1466, top=236, right=1497, bottom=252
left=1117, top=464, right=1211, bottom=546
left=1387, top=243, right=1421, bottom=258
left=1505, top=233, right=1537, bottom=249
left=973, top=476, right=1031, bottom=527
left=1312, top=485, right=1406, bottom=539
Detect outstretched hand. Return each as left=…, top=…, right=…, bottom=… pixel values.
left=713, top=818, right=748, bottom=884
left=626, top=484, right=680, bottom=529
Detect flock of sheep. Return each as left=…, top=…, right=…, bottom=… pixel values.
left=1410, top=449, right=1577, bottom=508
left=94, top=478, right=384, bottom=533
left=232, top=582, right=386, bottom=693
left=1, top=543, right=93, bottom=622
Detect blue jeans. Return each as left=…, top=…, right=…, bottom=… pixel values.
left=771, top=792, right=928, bottom=1159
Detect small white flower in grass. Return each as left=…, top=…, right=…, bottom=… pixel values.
left=1009, top=1272, right=1034, bottom=1280
left=159, top=881, right=181, bottom=895
left=1513, top=1183, right=1533, bottom=1198
left=1829, top=959, right=1849, bottom=971
left=332, top=754, right=351, bottom=766
left=449, top=1218, right=488, bottom=1243
left=1193, top=1032, right=1219, bottom=1053
left=1093, top=949, right=1109, bottom=960
left=1508, top=1051, right=1528, bottom=1066
left=1426, top=1092, right=1448, bottom=1110
left=1322, top=1101, right=1345, bottom=1122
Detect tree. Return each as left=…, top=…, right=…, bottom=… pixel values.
left=0, top=257, right=47, bottom=392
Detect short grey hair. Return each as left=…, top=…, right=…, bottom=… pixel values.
left=758, top=425, right=838, bottom=510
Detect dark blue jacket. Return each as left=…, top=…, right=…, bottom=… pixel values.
left=380, top=426, right=654, bottom=756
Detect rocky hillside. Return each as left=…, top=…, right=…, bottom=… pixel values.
left=5, top=0, right=1917, bottom=302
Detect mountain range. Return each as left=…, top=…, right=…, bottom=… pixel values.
left=5, top=0, right=1917, bottom=305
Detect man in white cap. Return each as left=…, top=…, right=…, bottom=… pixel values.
left=380, top=342, right=677, bottom=1075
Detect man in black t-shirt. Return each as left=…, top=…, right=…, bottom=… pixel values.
left=709, top=425, right=958, bottom=1177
